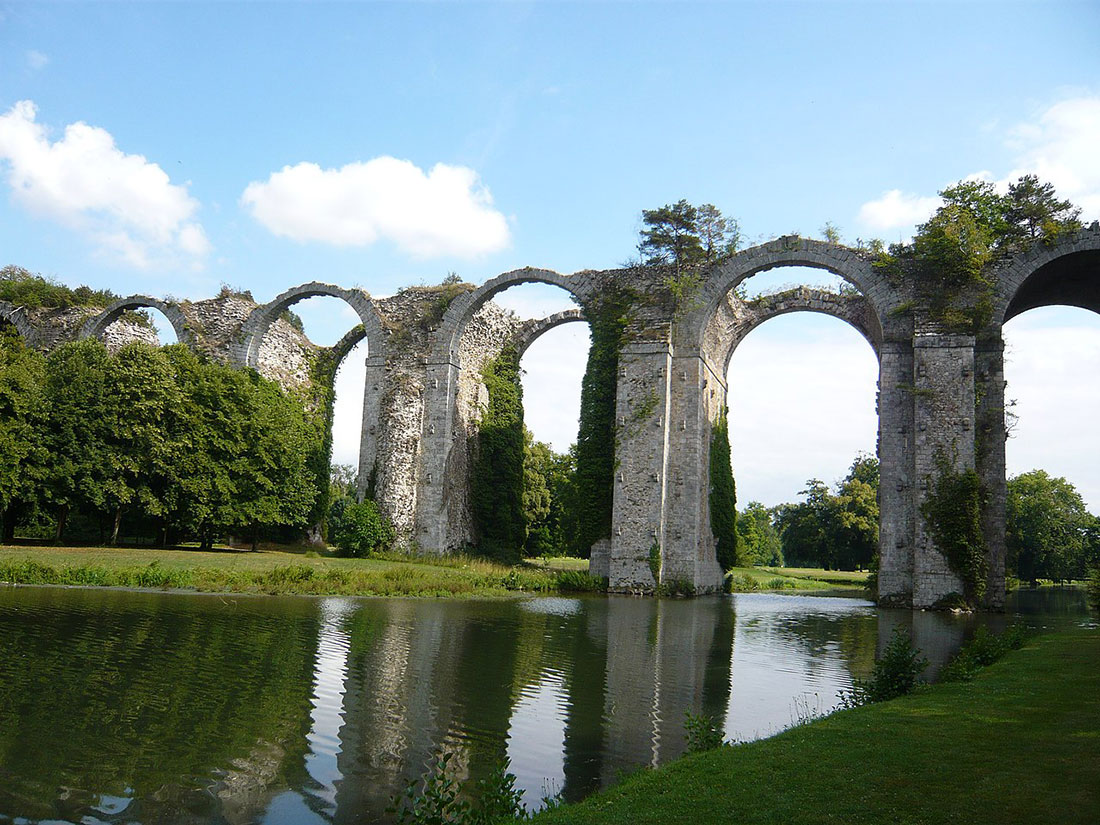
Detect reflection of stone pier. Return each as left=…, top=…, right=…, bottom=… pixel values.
left=595, top=598, right=734, bottom=784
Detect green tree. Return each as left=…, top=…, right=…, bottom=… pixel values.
left=332, top=499, right=394, bottom=557
left=1007, top=469, right=1095, bottom=584
left=471, top=345, right=526, bottom=563
left=101, top=343, right=180, bottom=544
left=774, top=455, right=879, bottom=571
left=0, top=327, right=47, bottom=540
left=43, top=339, right=116, bottom=541
left=1001, top=174, right=1081, bottom=250
left=638, top=199, right=703, bottom=269
left=735, top=501, right=783, bottom=566
left=522, top=431, right=555, bottom=556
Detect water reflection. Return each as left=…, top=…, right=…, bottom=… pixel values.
left=0, top=585, right=1087, bottom=824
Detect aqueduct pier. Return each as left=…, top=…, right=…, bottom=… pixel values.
left=5, top=225, right=1099, bottom=609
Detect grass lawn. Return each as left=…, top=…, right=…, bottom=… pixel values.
left=727, top=565, right=870, bottom=592
left=533, top=627, right=1100, bottom=825
left=0, top=543, right=584, bottom=598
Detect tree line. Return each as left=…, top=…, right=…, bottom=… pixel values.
left=0, top=330, right=325, bottom=548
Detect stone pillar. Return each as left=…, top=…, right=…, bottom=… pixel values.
left=412, top=359, right=460, bottom=554
left=877, top=340, right=916, bottom=606
left=661, top=352, right=725, bottom=594
left=911, top=334, right=974, bottom=608
left=357, top=355, right=385, bottom=499
left=608, top=342, right=672, bottom=592
left=975, top=336, right=1007, bottom=610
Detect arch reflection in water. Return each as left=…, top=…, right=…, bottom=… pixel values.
left=0, top=587, right=1084, bottom=824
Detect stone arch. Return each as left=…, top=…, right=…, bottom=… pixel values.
left=681, top=236, right=899, bottom=357
left=433, top=268, right=593, bottom=363
left=0, top=301, right=35, bottom=344
left=80, top=295, right=194, bottom=346
left=239, top=281, right=386, bottom=368
left=509, top=308, right=587, bottom=359
left=993, top=223, right=1100, bottom=325
left=720, top=287, right=881, bottom=374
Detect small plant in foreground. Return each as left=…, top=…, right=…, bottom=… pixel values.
left=388, top=752, right=528, bottom=824
left=684, top=711, right=725, bottom=753
left=940, top=624, right=1029, bottom=682
left=840, top=626, right=927, bottom=708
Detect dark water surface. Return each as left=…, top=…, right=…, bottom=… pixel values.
left=0, top=585, right=1089, bottom=824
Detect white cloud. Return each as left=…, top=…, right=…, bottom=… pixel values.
left=241, top=156, right=510, bottom=258
left=856, top=95, right=1100, bottom=236
left=0, top=100, right=210, bottom=269
left=856, top=189, right=941, bottom=234
left=26, top=50, right=48, bottom=71
left=1003, top=96, right=1100, bottom=220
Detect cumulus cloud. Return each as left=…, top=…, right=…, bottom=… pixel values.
left=1003, top=96, right=1100, bottom=220
left=856, top=95, right=1100, bottom=236
left=241, top=156, right=511, bottom=258
left=856, top=189, right=941, bottom=234
left=0, top=100, right=210, bottom=269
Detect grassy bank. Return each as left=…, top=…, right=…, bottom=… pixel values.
left=727, top=565, right=869, bottom=592
left=0, top=545, right=603, bottom=598
left=533, top=628, right=1100, bottom=825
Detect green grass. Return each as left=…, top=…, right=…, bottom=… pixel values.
left=726, top=566, right=869, bottom=592
left=533, top=628, right=1100, bottom=825
left=0, top=545, right=604, bottom=598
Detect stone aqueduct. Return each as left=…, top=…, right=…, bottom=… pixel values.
left=5, top=226, right=1099, bottom=608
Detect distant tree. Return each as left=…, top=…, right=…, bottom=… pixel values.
left=522, top=430, right=554, bottom=556
left=736, top=501, right=783, bottom=566
left=774, top=455, right=879, bottom=571
left=1007, top=470, right=1096, bottom=584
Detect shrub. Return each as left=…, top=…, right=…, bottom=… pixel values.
left=388, top=752, right=528, bottom=825
left=333, top=500, right=395, bottom=557
left=1088, top=566, right=1100, bottom=614
left=940, top=625, right=1029, bottom=682
left=554, top=569, right=607, bottom=593
left=684, top=711, right=725, bottom=753
left=840, top=626, right=927, bottom=707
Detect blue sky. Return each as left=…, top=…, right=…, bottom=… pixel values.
left=2, top=1, right=1099, bottom=508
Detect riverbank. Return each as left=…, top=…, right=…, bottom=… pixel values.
left=0, top=545, right=593, bottom=598
left=0, top=546, right=864, bottom=598
left=532, top=627, right=1100, bottom=825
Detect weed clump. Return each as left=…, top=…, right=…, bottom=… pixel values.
left=840, top=627, right=927, bottom=708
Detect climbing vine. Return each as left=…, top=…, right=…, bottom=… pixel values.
left=471, top=344, right=527, bottom=563
left=920, top=453, right=987, bottom=607
left=570, top=287, right=635, bottom=557
left=708, top=408, right=738, bottom=571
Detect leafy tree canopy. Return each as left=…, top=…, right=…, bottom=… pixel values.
left=638, top=200, right=741, bottom=269
left=1007, top=469, right=1098, bottom=584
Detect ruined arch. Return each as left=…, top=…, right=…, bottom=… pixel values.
left=80, top=295, right=194, bottom=347
left=509, top=308, right=587, bottom=359
left=434, top=268, right=593, bottom=363
left=682, top=236, right=899, bottom=360
left=0, top=301, right=35, bottom=344
left=993, top=223, right=1100, bottom=325
left=719, top=287, right=881, bottom=374
left=239, top=282, right=386, bottom=368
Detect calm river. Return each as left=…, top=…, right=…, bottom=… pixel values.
left=0, top=585, right=1089, bottom=824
